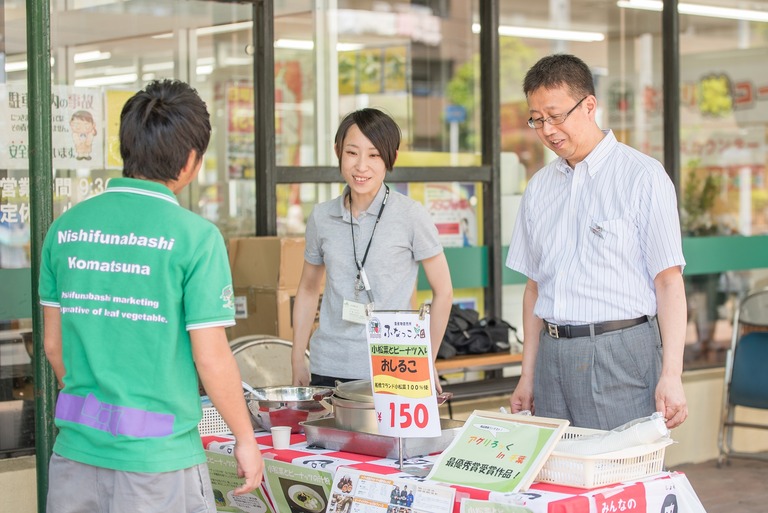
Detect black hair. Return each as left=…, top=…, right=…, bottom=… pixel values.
left=523, top=54, right=595, bottom=101
left=119, top=79, right=211, bottom=181
left=334, top=108, right=400, bottom=171
left=660, top=494, right=678, bottom=513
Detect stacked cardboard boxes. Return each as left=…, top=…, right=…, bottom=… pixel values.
left=227, top=236, right=323, bottom=341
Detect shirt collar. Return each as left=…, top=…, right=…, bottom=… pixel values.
left=105, top=177, right=179, bottom=205
left=582, top=129, right=616, bottom=177
left=556, top=129, right=616, bottom=177
left=333, top=183, right=388, bottom=220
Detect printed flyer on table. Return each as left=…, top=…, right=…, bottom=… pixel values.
left=328, top=467, right=455, bottom=513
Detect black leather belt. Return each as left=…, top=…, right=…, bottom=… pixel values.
left=545, top=316, right=649, bottom=339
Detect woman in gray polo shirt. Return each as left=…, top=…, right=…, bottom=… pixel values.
left=291, top=108, right=453, bottom=387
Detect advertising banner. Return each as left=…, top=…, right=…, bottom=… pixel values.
left=0, top=85, right=104, bottom=169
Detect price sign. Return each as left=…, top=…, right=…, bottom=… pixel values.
left=365, top=311, right=441, bottom=438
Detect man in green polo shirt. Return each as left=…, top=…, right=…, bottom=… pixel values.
left=39, top=80, right=263, bottom=512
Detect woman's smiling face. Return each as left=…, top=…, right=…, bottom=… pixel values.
left=338, top=123, right=388, bottom=204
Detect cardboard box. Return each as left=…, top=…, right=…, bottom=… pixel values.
left=227, top=236, right=323, bottom=340
left=229, top=236, right=306, bottom=290
left=228, top=288, right=322, bottom=340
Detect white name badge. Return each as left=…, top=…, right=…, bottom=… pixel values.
left=342, top=299, right=370, bottom=324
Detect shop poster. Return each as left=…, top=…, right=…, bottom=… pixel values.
left=206, top=451, right=275, bottom=513
left=366, top=311, right=441, bottom=438
left=426, top=412, right=568, bottom=493
left=225, top=82, right=256, bottom=180
left=274, top=60, right=303, bottom=167
left=337, top=46, right=408, bottom=96
left=105, top=89, right=134, bottom=168
left=0, top=84, right=104, bottom=169
left=422, top=183, right=478, bottom=248
left=262, top=457, right=334, bottom=513
left=328, top=467, right=455, bottom=513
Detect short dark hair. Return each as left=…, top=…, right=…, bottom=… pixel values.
left=523, top=54, right=595, bottom=100
left=334, top=108, right=400, bottom=171
left=119, top=79, right=211, bottom=181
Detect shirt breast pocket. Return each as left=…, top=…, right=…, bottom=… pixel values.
left=584, top=217, right=632, bottom=262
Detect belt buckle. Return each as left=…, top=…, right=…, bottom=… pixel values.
left=547, top=323, right=559, bottom=339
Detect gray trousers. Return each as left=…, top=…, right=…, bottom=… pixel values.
left=534, top=316, right=662, bottom=430
left=47, top=453, right=216, bottom=513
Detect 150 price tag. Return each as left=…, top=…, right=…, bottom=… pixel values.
left=366, top=311, right=441, bottom=438
left=388, top=401, right=431, bottom=429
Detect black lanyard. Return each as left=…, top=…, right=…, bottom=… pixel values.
left=349, top=184, right=390, bottom=283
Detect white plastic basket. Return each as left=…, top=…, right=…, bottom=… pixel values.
left=198, top=405, right=231, bottom=435
left=536, top=426, right=673, bottom=488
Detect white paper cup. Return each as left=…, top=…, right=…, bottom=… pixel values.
left=270, top=426, right=292, bottom=449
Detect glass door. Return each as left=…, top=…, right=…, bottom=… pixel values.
left=0, top=0, right=261, bottom=458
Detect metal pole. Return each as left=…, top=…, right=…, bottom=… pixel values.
left=26, top=0, right=56, bottom=511
left=479, top=0, right=502, bottom=317
left=662, top=0, right=680, bottom=187
left=253, top=0, right=277, bottom=236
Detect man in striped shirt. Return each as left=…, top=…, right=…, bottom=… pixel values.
left=506, top=54, right=688, bottom=431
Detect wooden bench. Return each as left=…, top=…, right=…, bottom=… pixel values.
left=435, top=352, right=523, bottom=375
left=435, top=353, right=523, bottom=417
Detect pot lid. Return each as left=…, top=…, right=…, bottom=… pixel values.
left=334, top=379, right=373, bottom=402
left=249, top=385, right=332, bottom=402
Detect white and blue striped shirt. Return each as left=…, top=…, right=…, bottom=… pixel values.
left=506, top=130, right=685, bottom=325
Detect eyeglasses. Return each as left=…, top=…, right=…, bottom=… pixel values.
left=527, top=96, right=588, bottom=129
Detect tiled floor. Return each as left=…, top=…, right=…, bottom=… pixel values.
left=670, top=455, right=768, bottom=512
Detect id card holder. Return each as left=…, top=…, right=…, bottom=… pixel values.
left=342, top=299, right=371, bottom=325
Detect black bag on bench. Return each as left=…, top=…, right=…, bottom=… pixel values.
left=437, top=305, right=516, bottom=358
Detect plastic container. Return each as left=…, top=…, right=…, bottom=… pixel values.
left=198, top=398, right=231, bottom=435
left=554, top=415, right=669, bottom=455
left=536, top=427, right=673, bottom=488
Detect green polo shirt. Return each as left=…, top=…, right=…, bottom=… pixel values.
left=39, top=178, right=235, bottom=472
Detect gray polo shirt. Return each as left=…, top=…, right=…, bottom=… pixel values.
left=305, top=184, right=443, bottom=380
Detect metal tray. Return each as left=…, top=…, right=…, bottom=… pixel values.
left=300, top=417, right=465, bottom=460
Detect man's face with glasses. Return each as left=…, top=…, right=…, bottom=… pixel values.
left=526, top=86, right=595, bottom=166
left=527, top=96, right=587, bottom=129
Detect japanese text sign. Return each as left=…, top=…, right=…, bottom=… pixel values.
left=427, top=412, right=568, bottom=493
left=328, top=467, right=456, bottom=513
left=0, top=84, right=104, bottom=169
left=366, top=311, right=441, bottom=438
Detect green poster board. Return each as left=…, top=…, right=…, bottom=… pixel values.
left=427, top=411, right=568, bottom=493
left=262, top=458, right=333, bottom=513
left=206, top=451, right=274, bottom=513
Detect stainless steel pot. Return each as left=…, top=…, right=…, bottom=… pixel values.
left=334, top=379, right=376, bottom=402
left=315, top=379, right=452, bottom=433
left=245, top=385, right=333, bottom=433
left=331, top=381, right=378, bottom=432
left=311, top=379, right=377, bottom=432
